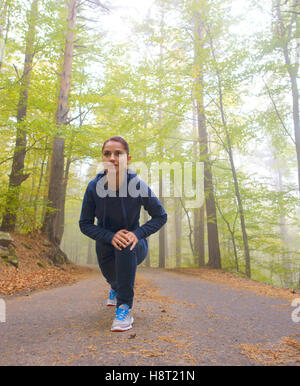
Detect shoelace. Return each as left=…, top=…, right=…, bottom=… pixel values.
left=115, top=307, right=129, bottom=321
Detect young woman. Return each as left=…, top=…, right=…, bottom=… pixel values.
left=79, top=136, right=167, bottom=332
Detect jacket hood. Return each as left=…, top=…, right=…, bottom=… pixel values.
left=94, top=168, right=138, bottom=230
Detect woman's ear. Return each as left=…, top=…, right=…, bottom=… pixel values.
left=127, top=155, right=132, bottom=165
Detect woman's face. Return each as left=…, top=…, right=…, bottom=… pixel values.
left=102, top=140, right=131, bottom=174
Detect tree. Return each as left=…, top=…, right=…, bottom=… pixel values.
left=192, top=98, right=205, bottom=266
left=42, top=0, right=77, bottom=246
left=273, top=0, right=300, bottom=195
left=207, top=26, right=251, bottom=277
left=1, top=0, right=39, bottom=232
left=192, top=0, right=221, bottom=269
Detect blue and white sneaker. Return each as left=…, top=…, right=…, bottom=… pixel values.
left=107, top=289, right=117, bottom=306
left=111, top=304, right=134, bottom=332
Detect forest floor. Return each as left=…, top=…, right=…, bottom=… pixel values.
left=0, top=250, right=300, bottom=365
left=0, top=232, right=94, bottom=295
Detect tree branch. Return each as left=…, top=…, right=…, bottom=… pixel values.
left=179, top=197, right=194, bottom=256
left=262, top=77, right=296, bottom=145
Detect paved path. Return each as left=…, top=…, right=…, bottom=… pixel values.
left=0, top=267, right=299, bottom=366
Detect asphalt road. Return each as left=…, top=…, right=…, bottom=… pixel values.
left=0, top=266, right=299, bottom=366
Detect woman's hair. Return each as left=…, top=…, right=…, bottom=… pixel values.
left=102, top=136, right=129, bottom=155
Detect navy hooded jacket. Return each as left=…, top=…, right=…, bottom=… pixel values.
left=79, top=169, right=167, bottom=245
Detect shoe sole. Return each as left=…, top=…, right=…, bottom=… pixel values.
left=111, top=325, right=133, bottom=332
left=107, top=302, right=116, bottom=307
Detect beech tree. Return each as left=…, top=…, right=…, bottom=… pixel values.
left=192, top=0, right=221, bottom=269
left=42, top=0, right=77, bottom=247
left=1, top=0, right=39, bottom=232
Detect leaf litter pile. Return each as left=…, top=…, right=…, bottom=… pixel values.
left=0, top=232, right=94, bottom=296
left=238, top=335, right=300, bottom=365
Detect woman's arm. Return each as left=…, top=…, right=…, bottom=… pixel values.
left=133, top=183, right=167, bottom=241
left=79, top=184, right=115, bottom=244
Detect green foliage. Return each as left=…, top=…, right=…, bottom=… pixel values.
left=0, top=0, right=299, bottom=287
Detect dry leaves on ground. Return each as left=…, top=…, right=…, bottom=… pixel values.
left=0, top=232, right=94, bottom=295
left=238, top=335, right=300, bottom=365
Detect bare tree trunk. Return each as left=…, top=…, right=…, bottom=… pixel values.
left=1, top=0, right=38, bottom=231
left=206, top=25, right=251, bottom=276
left=41, top=153, right=50, bottom=224
left=226, top=133, right=250, bottom=277
left=42, top=0, right=77, bottom=251
left=143, top=208, right=151, bottom=267
left=194, top=205, right=205, bottom=266
left=216, top=199, right=239, bottom=271
left=33, top=137, right=48, bottom=228
left=159, top=174, right=166, bottom=268
left=193, top=4, right=221, bottom=269
left=192, top=98, right=205, bottom=266
left=42, top=137, right=65, bottom=244
left=140, top=145, right=151, bottom=267
left=158, top=5, right=167, bottom=269
left=174, top=197, right=182, bottom=267
left=277, top=166, right=292, bottom=286
left=56, top=156, right=71, bottom=245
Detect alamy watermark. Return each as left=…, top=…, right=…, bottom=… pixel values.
left=96, top=160, right=204, bottom=208
left=291, top=298, right=300, bottom=323
left=0, top=298, right=5, bottom=323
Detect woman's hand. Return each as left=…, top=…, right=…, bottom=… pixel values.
left=112, top=229, right=129, bottom=250
left=124, top=231, right=139, bottom=251
left=111, top=229, right=138, bottom=251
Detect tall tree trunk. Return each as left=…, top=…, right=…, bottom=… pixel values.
left=42, top=0, right=77, bottom=248
left=277, top=166, right=292, bottom=286
left=29, top=149, right=39, bottom=204
left=193, top=3, right=221, bottom=269
left=142, top=138, right=151, bottom=268
left=215, top=199, right=239, bottom=271
left=159, top=174, right=166, bottom=268
left=207, top=27, right=251, bottom=277
left=275, top=0, right=300, bottom=195
left=158, top=5, right=167, bottom=269
left=1, top=0, right=38, bottom=231
left=33, top=137, right=48, bottom=228
left=226, top=134, right=251, bottom=277
left=174, top=197, right=182, bottom=267
left=143, top=208, right=151, bottom=267
left=41, top=153, right=50, bottom=224
left=192, top=98, right=205, bottom=266
left=194, top=205, right=205, bottom=266
left=56, top=156, right=71, bottom=245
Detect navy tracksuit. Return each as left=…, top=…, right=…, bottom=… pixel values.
left=79, top=169, right=167, bottom=308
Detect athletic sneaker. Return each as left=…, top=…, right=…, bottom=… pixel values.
left=107, top=289, right=117, bottom=306
left=111, top=304, right=134, bottom=332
